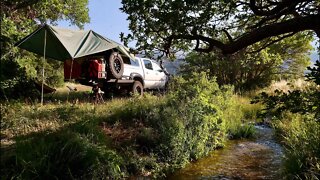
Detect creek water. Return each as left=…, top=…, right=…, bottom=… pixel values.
left=169, top=125, right=284, bottom=180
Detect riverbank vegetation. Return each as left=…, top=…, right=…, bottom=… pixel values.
left=1, top=73, right=258, bottom=179
left=275, top=113, right=320, bottom=179
left=254, top=61, right=320, bottom=179
left=1, top=0, right=319, bottom=178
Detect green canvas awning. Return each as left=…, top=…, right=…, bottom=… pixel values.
left=15, top=24, right=135, bottom=105
left=16, top=24, right=134, bottom=61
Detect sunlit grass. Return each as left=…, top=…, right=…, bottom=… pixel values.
left=274, top=112, right=320, bottom=179
left=1, top=75, right=266, bottom=179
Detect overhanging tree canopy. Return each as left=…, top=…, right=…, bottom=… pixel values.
left=121, top=0, right=319, bottom=55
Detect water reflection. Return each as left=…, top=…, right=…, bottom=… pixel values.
left=169, top=125, right=283, bottom=180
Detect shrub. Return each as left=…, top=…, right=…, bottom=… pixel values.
left=274, top=113, right=320, bottom=179
left=1, top=72, right=252, bottom=179
left=254, top=62, right=320, bottom=178
left=106, top=72, right=246, bottom=176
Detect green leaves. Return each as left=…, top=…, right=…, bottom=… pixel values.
left=181, top=32, right=313, bottom=91
left=1, top=0, right=89, bottom=100
left=253, top=62, right=320, bottom=121
left=121, top=0, right=318, bottom=55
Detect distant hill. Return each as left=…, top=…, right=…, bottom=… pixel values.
left=139, top=50, right=319, bottom=75
left=162, top=59, right=185, bottom=75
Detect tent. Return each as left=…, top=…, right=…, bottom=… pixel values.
left=16, top=24, right=134, bottom=60
left=15, top=24, right=134, bottom=104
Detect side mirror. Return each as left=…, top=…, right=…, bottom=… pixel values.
left=157, top=69, right=163, bottom=72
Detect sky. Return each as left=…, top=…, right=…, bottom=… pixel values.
left=58, top=0, right=130, bottom=45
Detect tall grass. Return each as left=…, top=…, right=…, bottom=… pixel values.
left=223, top=95, right=261, bottom=139
left=274, top=112, right=320, bottom=179
left=1, top=100, right=129, bottom=179
left=1, top=73, right=260, bottom=178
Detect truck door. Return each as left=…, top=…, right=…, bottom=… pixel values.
left=151, top=62, right=167, bottom=89
left=143, top=59, right=157, bottom=89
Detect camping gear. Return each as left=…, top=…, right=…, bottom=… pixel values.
left=64, top=59, right=82, bottom=79
left=34, top=81, right=56, bottom=99
left=88, top=59, right=102, bottom=78
left=16, top=24, right=135, bottom=61
left=15, top=24, right=134, bottom=105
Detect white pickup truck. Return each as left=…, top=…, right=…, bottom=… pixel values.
left=69, top=51, right=169, bottom=95
left=121, top=57, right=168, bottom=94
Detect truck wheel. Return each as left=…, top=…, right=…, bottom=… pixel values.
left=131, top=81, right=143, bottom=96
left=108, top=52, right=124, bottom=79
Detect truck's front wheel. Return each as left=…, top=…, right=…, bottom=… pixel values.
left=131, top=81, right=143, bottom=96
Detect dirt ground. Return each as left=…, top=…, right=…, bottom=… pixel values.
left=56, top=82, right=92, bottom=93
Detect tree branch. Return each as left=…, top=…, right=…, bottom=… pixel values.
left=249, top=0, right=306, bottom=17
left=222, top=29, right=234, bottom=42
left=167, top=14, right=319, bottom=54
left=247, top=32, right=296, bottom=54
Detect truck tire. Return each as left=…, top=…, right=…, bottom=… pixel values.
left=131, top=81, right=143, bottom=96
left=108, top=52, right=124, bottom=79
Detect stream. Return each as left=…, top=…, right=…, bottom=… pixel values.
left=169, top=125, right=284, bottom=179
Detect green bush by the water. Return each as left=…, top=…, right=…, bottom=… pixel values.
left=274, top=113, right=320, bottom=179
left=255, top=62, right=320, bottom=178
left=1, top=72, right=250, bottom=179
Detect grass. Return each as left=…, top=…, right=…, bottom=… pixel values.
left=1, top=99, right=132, bottom=179
left=257, top=79, right=320, bottom=179
left=274, top=112, right=320, bottom=179
left=223, top=95, right=262, bottom=139
left=1, top=75, right=263, bottom=179
left=262, top=79, right=311, bottom=94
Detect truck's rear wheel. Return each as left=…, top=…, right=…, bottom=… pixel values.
left=108, top=52, right=124, bottom=79
left=131, top=81, right=143, bottom=96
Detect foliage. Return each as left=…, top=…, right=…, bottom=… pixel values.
left=0, top=0, right=89, bottom=100
left=1, top=73, right=254, bottom=179
left=182, top=33, right=312, bottom=91
left=121, top=0, right=319, bottom=55
left=106, top=72, right=252, bottom=175
left=253, top=61, right=320, bottom=178
left=1, top=0, right=90, bottom=29
left=253, top=88, right=320, bottom=120
left=274, top=113, right=320, bottom=179
left=306, top=60, right=320, bottom=85
left=253, top=60, right=320, bottom=120
left=2, top=131, right=124, bottom=179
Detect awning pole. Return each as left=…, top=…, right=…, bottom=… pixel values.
left=41, top=29, right=47, bottom=106
left=67, top=58, right=74, bottom=103
left=69, top=58, right=74, bottom=80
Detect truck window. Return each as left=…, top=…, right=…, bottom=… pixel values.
left=122, top=56, right=140, bottom=67
left=130, top=59, right=140, bottom=67
left=122, top=56, right=131, bottom=64
left=143, top=60, right=153, bottom=70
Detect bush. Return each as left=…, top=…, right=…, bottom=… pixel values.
left=254, top=61, right=320, bottom=178
left=274, top=113, right=320, bottom=179
left=106, top=72, right=246, bottom=176
left=1, top=72, right=252, bottom=179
